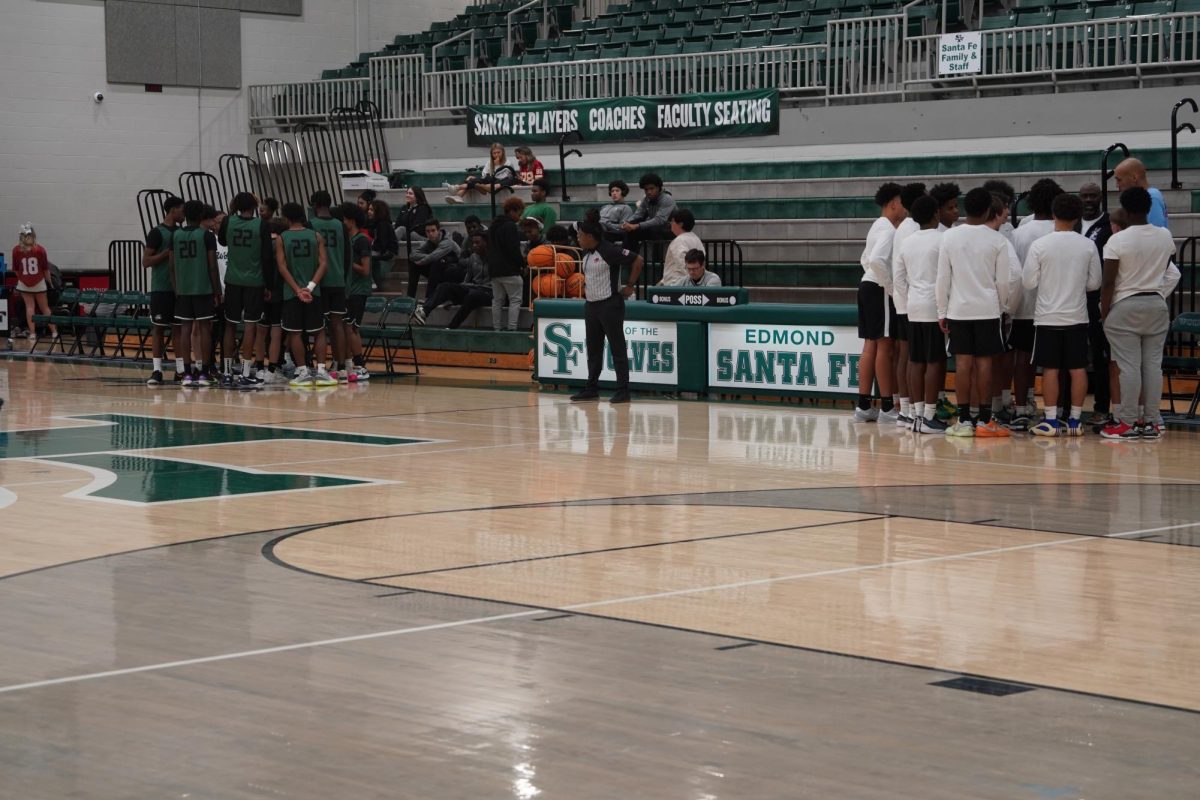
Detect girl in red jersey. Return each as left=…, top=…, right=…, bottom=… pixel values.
left=12, top=223, right=57, bottom=346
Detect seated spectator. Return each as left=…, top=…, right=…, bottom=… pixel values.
left=521, top=217, right=544, bottom=257
left=356, top=189, right=377, bottom=212
left=523, top=179, right=558, bottom=229
left=445, top=143, right=516, bottom=204
left=622, top=173, right=676, bottom=252
left=413, top=232, right=492, bottom=328
left=682, top=249, right=721, bottom=287
left=393, top=187, right=433, bottom=253
left=601, top=180, right=634, bottom=236
left=407, top=219, right=460, bottom=299
left=659, top=208, right=703, bottom=286
left=515, top=146, right=545, bottom=185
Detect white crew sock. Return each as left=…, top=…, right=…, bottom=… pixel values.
left=899, top=397, right=911, bottom=417
left=1069, top=405, right=1082, bottom=420
left=223, top=357, right=232, bottom=375
left=923, top=403, right=936, bottom=421
left=345, top=359, right=354, bottom=373
left=175, top=357, right=185, bottom=373
left=1045, top=406, right=1058, bottom=421
left=242, top=359, right=252, bottom=377
left=152, top=358, right=163, bottom=372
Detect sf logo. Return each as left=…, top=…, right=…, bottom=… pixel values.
left=542, top=322, right=584, bottom=375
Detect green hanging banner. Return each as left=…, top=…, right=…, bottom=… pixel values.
left=466, top=89, right=779, bottom=146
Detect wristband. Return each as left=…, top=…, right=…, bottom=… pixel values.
left=305, top=281, right=316, bottom=291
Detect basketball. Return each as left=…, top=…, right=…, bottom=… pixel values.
left=527, top=244, right=556, bottom=269
left=554, top=252, right=577, bottom=278
left=566, top=273, right=585, bottom=297
left=536, top=273, right=564, bottom=298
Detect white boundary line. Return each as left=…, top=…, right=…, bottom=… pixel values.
left=1, top=518, right=1195, bottom=696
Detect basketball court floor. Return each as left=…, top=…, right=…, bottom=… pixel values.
left=0, top=358, right=1198, bottom=799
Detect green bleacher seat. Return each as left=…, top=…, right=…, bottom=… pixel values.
left=805, top=10, right=838, bottom=28
left=756, top=0, right=788, bottom=13
left=776, top=9, right=809, bottom=28
left=634, top=27, right=663, bottom=42
left=1176, top=0, right=1200, bottom=11
left=811, top=0, right=843, bottom=10
left=744, top=16, right=778, bottom=31
left=699, top=7, right=726, bottom=21
left=710, top=31, right=742, bottom=48
left=740, top=30, right=773, bottom=47
left=680, top=38, right=714, bottom=52
left=1054, top=8, right=1089, bottom=23
left=609, top=26, right=641, bottom=42
left=981, top=13, right=1016, bottom=28
left=1092, top=5, right=1131, bottom=18
left=1133, top=0, right=1174, bottom=13
left=583, top=30, right=611, bottom=44
left=645, top=10, right=675, bottom=24
left=1016, top=8, right=1054, bottom=24
left=1015, top=0, right=1047, bottom=8
left=626, top=42, right=657, bottom=56
left=800, top=28, right=826, bottom=43
left=547, top=48, right=574, bottom=62
left=497, top=55, right=521, bottom=66
left=663, top=22, right=693, bottom=38
left=598, top=42, right=629, bottom=57
left=690, top=21, right=720, bottom=37
left=726, top=0, right=757, bottom=17
left=571, top=43, right=601, bottom=59
left=522, top=51, right=547, bottom=64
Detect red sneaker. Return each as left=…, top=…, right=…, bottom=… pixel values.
left=1100, top=421, right=1141, bottom=440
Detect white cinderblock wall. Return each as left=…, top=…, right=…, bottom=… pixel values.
left=0, top=0, right=469, bottom=273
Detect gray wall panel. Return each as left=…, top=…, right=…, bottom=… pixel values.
left=241, top=0, right=302, bottom=15
left=173, top=5, right=241, bottom=89
left=105, top=0, right=177, bottom=85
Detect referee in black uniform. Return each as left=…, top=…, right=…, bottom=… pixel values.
left=571, top=221, right=643, bottom=404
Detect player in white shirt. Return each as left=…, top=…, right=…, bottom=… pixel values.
left=890, top=182, right=927, bottom=427
left=894, top=196, right=949, bottom=434
left=1021, top=194, right=1103, bottom=437
left=1007, top=178, right=1063, bottom=430
left=930, top=183, right=960, bottom=232
left=984, top=193, right=1023, bottom=424
left=1100, top=188, right=1178, bottom=440
left=935, top=188, right=1017, bottom=438
left=854, top=183, right=906, bottom=423
left=982, top=179, right=1017, bottom=243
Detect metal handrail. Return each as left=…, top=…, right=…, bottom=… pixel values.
left=431, top=28, right=478, bottom=71
left=1101, top=142, right=1130, bottom=213
left=507, top=0, right=549, bottom=57
left=1172, top=97, right=1198, bottom=190
left=558, top=131, right=583, bottom=203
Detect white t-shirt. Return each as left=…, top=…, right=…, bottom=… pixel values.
left=998, top=220, right=1015, bottom=243
left=659, top=231, right=703, bottom=286
left=1011, top=218, right=1055, bottom=320
left=894, top=228, right=942, bottom=323
left=1022, top=231, right=1102, bottom=327
left=859, top=216, right=895, bottom=291
left=1103, top=224, right=1178, bottom=306
left=890, top=217, right=920, bottom=313
left=935, top=223, right=1013, bottom=321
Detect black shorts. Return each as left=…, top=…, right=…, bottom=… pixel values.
left=282, top=297, right=325, bottom=333
left=150, top=291, right=175, bottom=328
left=1009, top=319, right=1035, bottom=352
left=346, top=295, right=368, bottom=328
left=908, top=321, right=947, bottom=364
left=947, top=318, right=1005, bottom=357
left=175, top=294, right=215, bottom=322
left=1032, top=324, right=1089, bottom=370
left=893, top=313, right=910, bottom=343
left=857, top=281, right=897, bottom=340
left=321, top=287, right=348, bottom=317
left=223, top=283, right=265, bottom=323
left=259, top=301, right=283, bottom=328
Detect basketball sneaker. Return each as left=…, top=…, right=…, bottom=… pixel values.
left=197, top=372, right=214, bottom=387
left=916, top=416, right=948, bottom=435
left=896, top=413, right=913, bottom=428
left=235, top=375, right=261, bottom=390
left=1065, top=418, right=1083, bottom=437
left=878, top=408, right=900, bottom=424
left=146, top=370, right=163, bottom=386
left=993, top=406, right=1015, bottom=426
left=181, top=372, right=196, bottom=387
left=174, top=371, right=186, bottom=384
left=852, top=406, right=879, bottom=422
left=935, top=397, right=958, bottom=420
left=571, top=388, right=600, bottom=401
left=314, top=365, right=338, bottom=387
left=1006, top=414, right=1031, bottom=432
left=354, top=366, right=371, bottom=381
left=1100, top=420, right=1141, bottom=440
left=1092, top=413, right=1116, bottom=435
left=1140, top=423, right=1162, bottom=441
left=609, top=388, right=631, bottom=404
left=346, top=370, right=358, bottom=383
left=289, top=366, right=314, bottom=387
left=976, top=419, right=1011, bottom=438
left=1030, top=418, right=1061, bottom=437
left=412, top=306, right=427, bottom=325
left=946, top=419, right=975, bottom=437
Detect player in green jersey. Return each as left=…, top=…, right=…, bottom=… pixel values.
left=309, top=191, right=350, bottom=382
left=218, top=192, right=272, bottom=388
left=169, top=200, right=221, bottom=387
left=275, top=202, right=331, bottom=386
left=341, top=203, right=374, bottom=381
left=143, top=196, right=185, bottom=386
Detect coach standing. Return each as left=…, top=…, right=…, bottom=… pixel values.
left=570, top=221, right=644, bottom=404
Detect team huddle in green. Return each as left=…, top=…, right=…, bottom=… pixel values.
left=142, top=192, right=375, bottom=388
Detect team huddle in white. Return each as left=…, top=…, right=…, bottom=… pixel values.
left=855, top=158, right=1178, bottom=441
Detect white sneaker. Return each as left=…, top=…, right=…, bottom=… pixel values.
left=445, top=195, right=464, bottom=204
left=314, top=365, right=338, bottom=387
left=442, top=182, right=457, bottom=193
left=354, top=365, right=371, bottom=381
left=853, top=406, right=879, bottom=422
left=412, top=306, right=427, bottom=325
left=256, top=369, right=267, bottom=382
left=288, top=366, right=313, bottom=387
left=878, top=409, right=900, bottom=424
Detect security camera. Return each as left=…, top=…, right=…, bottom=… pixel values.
left=93, top=92, right=104, bottom=103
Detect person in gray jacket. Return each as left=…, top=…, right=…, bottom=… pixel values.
left=413, top=232, right=493, bottom=328
left=407, top=219, right=460, bottom=299
left=600, top=180, right=634, bottom=241
left=622, top=173, right=676, bottom=252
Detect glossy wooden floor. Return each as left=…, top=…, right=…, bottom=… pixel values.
left=1, top=359, right=1199, bottom=799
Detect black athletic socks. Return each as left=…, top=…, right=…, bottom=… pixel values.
left=857, top=395, right=873, bottom=411
left=880, top=398, right=895, bottom=413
